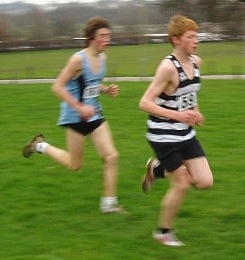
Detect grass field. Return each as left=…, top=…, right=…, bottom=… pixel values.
left=0, top=42, right=244, bottom=80
left=0, top=80, right=244, bottom=259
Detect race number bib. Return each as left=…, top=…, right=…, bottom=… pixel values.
left=83, top=85, right=100, bottom=99
left=177, top=92, right=197, bottom=111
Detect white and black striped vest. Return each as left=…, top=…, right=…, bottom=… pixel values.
left=146, top=54, right=201, bottom=143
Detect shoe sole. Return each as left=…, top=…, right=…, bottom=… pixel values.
left=141, top=158, right=154, bottom=193
left=153, top=234, right=184, bottom=247
left=101, top=206, right=128, bottom=214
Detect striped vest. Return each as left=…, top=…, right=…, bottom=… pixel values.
left=146, top=54, right=201, bottom=143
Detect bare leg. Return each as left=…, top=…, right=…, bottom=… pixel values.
left=90, top=121, right=119, bottom=197
left=185, top=157, right=213, bottom=189
left=159, top=157, right=213, bottom=228
left=44, top=128, right=84, bottom=171
left=158, top=166, right=190, bottom=228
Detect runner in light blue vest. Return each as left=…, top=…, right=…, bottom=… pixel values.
left=58, top=49, right=106, bottom=125
left=23, top=16, right=125, bottom=214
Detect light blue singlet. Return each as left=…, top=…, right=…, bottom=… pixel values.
left=58, top=50, right=106, bottom=125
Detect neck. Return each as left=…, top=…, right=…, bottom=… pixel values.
left=172, top=50, right=190, bottom=63
left=86, top=46, right=100, bottom=57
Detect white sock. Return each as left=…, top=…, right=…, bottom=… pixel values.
left=100, top=196, right=117, bottom=211
left=35, top=142, right=49, bottom=153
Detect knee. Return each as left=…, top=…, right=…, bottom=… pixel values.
left=67, top=161, right=82, bottom=172
left=195, top=178, right=213, bottom=189
left=201, top=180, right=213, bottom=189
left=172, top=168, right=191, bottom=193
left=178, top=178, right=191, bottom=193
left=103, top=152, right=119, bottom=165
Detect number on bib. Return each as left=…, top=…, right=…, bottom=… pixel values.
left=83, top=85, right=100, bottom=99
left=177, top=92, right=197, bottom=111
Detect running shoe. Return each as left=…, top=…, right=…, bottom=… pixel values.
left=141, top=158, right=159, bottom=193
left=153, top=230, right=184, bottom=247
left=23, top=134, right=45, bottom=158
left=101, top=205, right=127, bottom=214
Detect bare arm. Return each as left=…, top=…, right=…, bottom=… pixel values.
left=51, top=54, right=95, bottom=121
left=139, top=59, right=201, bottom=126
left=193, top=105, right=204, bottom=126
left=100, top=83, right=119, bottom=97
left=52, top=54, right=82, bottom=109
left=139, top=59, right=178, bottom=119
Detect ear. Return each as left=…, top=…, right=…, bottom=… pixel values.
left=172, top=36, right=180, bottom=46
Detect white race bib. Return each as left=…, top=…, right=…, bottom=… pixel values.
left=83, top=85, right=100, bottom=99
left=177, top=92, right=197, bottom=111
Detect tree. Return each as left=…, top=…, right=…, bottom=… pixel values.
left=28, top=7, right=50, bottom=41
left=0, top=13, right=8, bottom=41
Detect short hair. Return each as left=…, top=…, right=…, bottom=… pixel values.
left=84, top=16, right=111, bottom=47
left=167, top=15, right=199, bottom=45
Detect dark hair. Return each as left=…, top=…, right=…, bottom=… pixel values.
left=84, top=16, right=110, bottom=47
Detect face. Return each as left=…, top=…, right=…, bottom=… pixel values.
left=92, top=28, right=111, bottom=52
left=175, top=30, right=199, bottom=55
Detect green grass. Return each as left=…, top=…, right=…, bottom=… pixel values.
left=0, top=80, right=244, bottom=259
left=0, top=42, right=244, bottom=79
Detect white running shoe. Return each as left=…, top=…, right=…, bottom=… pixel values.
left=101, top=205, right=127, bottom=214
left=153, top=230, right=184, bottom=247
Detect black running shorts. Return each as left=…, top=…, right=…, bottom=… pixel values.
left=149, top=137, right=205, bottom=172
left=63, top=118, right=105, bottom=136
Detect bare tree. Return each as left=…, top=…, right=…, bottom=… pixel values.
left=27, top=7, right=50, bottom=41
left=0, top=13, right=8, bottom=41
